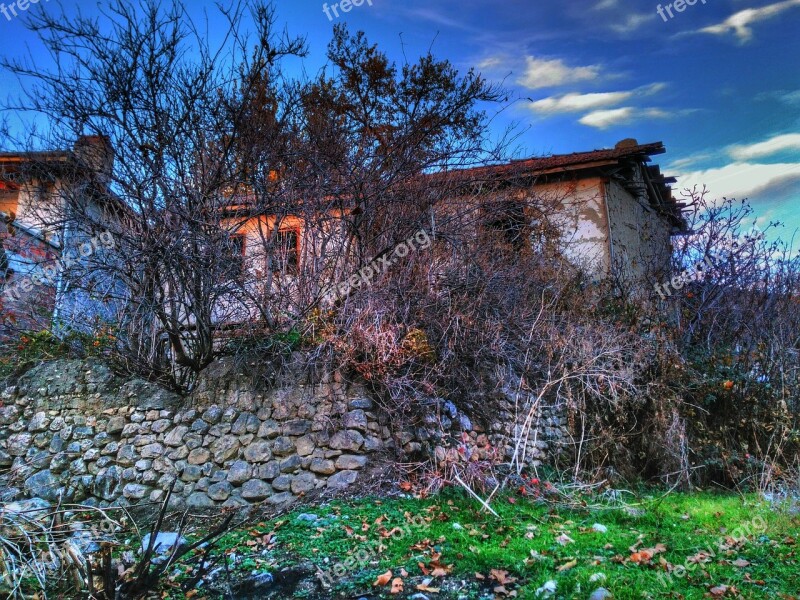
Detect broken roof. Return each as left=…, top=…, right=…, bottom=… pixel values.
left=431, top=139, right=686, bottom=231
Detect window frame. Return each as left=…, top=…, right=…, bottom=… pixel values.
left=268, top=227, right=300, bottom=274
left=227, top=232, right=248, bottom=281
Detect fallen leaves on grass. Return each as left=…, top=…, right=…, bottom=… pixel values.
left=418, top=551, right=453, bottom=577
left=710, top=583, right=739, bottom=596
left=687, top=550, right=713, bottom=564
left=244, top=531, right=275, bottom=548
left=374, top=570, right=393, bottom=586
left=731, top=558, right=750, bottom=568
left=555, top=533, right=574, bottom=545
left=489, top=569, right=517, bottom=585
left=416, top=580, right=441, bottom=593
left=557, top=559, right=578, bottom=572
left=628, top=543, right=667, bottom=565
left=379, top=526, right=405, bottom=538
left=487, top=569, right=519, bottom=597
left=743, top=573, right=766, bottom=586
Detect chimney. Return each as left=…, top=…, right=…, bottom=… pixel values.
left=73, top=135, right=115, bottom=185
left=615, top=138, right=639, bottom=149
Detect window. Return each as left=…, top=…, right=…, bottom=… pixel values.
left=226, top=233, right=247, bottom=280
left=483, top=200, right=527, bottom=251
left=0, top=185, right=18, bottom=218
left=269, top=228, right=299, bottom=273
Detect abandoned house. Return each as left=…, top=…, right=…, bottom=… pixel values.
left=220, top=138, right=686, bottom=316
left=0, top=136, right=685, bottom=338
left=0, top=136, right=120, bottom=338
left=430, top=138, right=686, bottom=280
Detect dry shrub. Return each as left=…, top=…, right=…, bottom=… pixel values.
left=0, top=500, right=120, bottom=599
left=323, top=195, right=699, bottom=488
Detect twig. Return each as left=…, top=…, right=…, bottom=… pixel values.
left=453, top=472, right=499, bottom=517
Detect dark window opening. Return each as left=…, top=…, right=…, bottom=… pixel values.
left=269, top=228, right=299, bottom=273
left=226, top=233, right=247, bottom=281
left=483, top=200, right=527, bottom=251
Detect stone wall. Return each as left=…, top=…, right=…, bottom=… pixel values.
left=0, top=358, right=568, bottom=508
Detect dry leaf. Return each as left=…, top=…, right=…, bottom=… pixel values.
left=374, top=570, right=393, bottom=586
left=390, top=577, right=404, bottom=594
left=381, top=526, right=404, bottom=538
left=687, top=551, right=712, bottom=564
left=710, top=584, right=730, bottom=596
left=732, top=558, right=750, bottom=567
left=490, top=569, right=517, bottom=584
left=556, top=533, right=575, bottom=545
left=558, top=559, right=578, bottom=572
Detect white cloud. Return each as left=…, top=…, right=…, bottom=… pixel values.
left=594, top=0, right=617, bottom=9
left=591, top=0, right=653, bottom=32
left=729, top=134, right=800, bottom=160
left=611, top=12, right=655, bottom=33
left=578, top=107, right=670, bottom=129
left=517, top=56, right=602, bottom=90
left=674, top=161, right=800, bottom=199
left=402, top=8, right=476, bottom=32
left=698, top=0, right=800, bottom=42
left=477, top=56, right=504, bottom=70
left=529, top=91, right=633, bottom=114
left=756, top=89, right=800, bottom=104
left=668, top=152, right=716, bottom=170
left=778, top=90, right=800, bottom=104
left=527, top=83, right=665, bottom=115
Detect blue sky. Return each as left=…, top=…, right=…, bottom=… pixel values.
left=1, top=0, right=799, bottom=244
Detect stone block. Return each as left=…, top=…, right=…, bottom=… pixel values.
left=241, top=479, right=272, bottom=500
left=334, top=455, right=367, bottom=470
left=329, top=430, right=364, bottom=451
left=291, top=472, right=317, bottom=494
left=207, top=481, right=232, bottom=501
left=257, top=419, right=281, bottom=439
left=164, top=426, right=189, bottom=447
left=309, top=458, right=336, bottom=475
left=279, top=454, right=301, bottom=472
left=294, top=435, right=315, bottom=456
left=226, top=460, right=252, bottom=484
left=327, top=470, right=358, bottom=489
left=243, top=441, right=272, bottom=463
left=188, top=448, right=211, bottom=465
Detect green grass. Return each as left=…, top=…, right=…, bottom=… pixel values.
left=172, top=489, right=799, bottom=599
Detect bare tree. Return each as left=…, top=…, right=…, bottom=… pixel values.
left=1, top=1, right=311, bottom=388
left=2, top=1, right=508, bottom=391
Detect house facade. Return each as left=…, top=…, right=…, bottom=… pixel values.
left=431, top=139, right=685, bottom=283
left=0, top=136, right=119, bottom=339
left=1, top=137, right=684, bottom=338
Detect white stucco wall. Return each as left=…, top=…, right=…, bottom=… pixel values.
left=604, top=178, right=672, bottom=284
left=529, top=177, right=610, bottom=276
